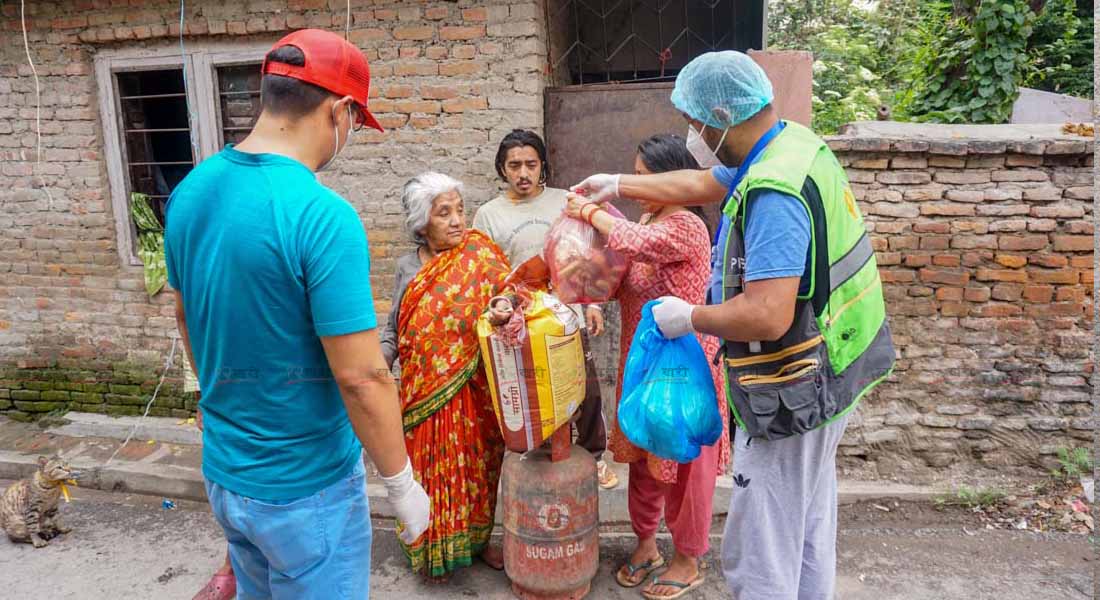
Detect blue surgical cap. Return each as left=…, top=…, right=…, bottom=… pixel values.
left=671, top=51, right=774, bottom=129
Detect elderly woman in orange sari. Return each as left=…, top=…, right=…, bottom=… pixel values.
left=379, top=171, right=511, bottom=581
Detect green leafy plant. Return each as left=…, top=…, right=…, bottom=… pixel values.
left=934, top=485, right=1007, bottom=509
left=1054, top=447, right=1094, bottom=480
left=1024, top=0, right=1093, bottom=97
left=904, top=0, right=1036, bottom=123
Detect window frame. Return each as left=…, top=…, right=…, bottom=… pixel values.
left=95, top=44, right=268, bottom=266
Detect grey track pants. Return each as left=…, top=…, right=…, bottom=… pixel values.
left=721, top=415, right=849, bottom=600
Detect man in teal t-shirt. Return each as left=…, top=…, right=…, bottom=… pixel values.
left=165, top=30, right=428, bottom=600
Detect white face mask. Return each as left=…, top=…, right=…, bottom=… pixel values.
left=318, top=104, right=355, bottom=172
left=686, top=123, right=729, bottom=169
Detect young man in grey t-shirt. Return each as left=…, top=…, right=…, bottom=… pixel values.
left=473, top=129, right=618, bottom=490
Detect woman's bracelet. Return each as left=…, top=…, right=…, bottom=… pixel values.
left=585, top=206, right=604, bottom=225
left=579, top=203, right=597, bottom=223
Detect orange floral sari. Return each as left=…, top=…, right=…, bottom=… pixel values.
left=396, top=230, right=509, bottom=577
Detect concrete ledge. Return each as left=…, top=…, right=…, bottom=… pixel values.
left=0, top=450, right=207, bottom=502
left=49, top=412, right=202, bottom=445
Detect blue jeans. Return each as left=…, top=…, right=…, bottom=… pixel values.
left=205, top=460, right=371, bottom=600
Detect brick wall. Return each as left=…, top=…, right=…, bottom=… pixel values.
left=0, top=0, right=545, bottom=418
left=0, top=3, right=1093, bottom=482
left=827, top=130, right=1094, bottom=481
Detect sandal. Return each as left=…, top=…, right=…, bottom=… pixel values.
left=192, top=572, right=236, bottom=600
left=615, top=556, right=665, bottom=588
left=641, top=573, right=706, bottom=600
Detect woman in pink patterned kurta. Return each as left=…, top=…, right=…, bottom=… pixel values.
left=566, top=134, right=730, bottom=599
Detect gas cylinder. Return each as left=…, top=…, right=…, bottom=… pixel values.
left=502, top=443, right=599, bottom=600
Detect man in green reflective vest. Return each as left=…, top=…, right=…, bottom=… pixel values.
left=572, top=51, right=895, bottom=599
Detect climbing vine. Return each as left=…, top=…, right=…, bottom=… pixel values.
left=902, top=0, right=1035, bottom=123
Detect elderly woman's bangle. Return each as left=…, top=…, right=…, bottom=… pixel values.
left=579, top=203, right=597, bottom=222
left=585, top=207, right=604, bottom=225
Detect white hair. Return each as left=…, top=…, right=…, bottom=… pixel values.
left=401, top=171, right=465, bottom=246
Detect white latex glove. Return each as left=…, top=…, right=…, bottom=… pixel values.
left=570, top=174, right=621, bottom=204
left=652, top=296, right=696, bottom=339
left=380, top=458, right=431, bottom=544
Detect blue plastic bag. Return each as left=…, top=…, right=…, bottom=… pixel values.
left=618, top=300, right=723, bottom=463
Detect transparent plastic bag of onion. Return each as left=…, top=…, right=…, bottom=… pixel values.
left=543, top=205, right=629, bottom=304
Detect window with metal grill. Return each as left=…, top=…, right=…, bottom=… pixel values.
left=96, top=46, right=267, bottom=265
left=547, top=0, right=767, bottom=86
left=116, top=69, right=194, bottom=227
left=216, top=64, right=263, bottom=147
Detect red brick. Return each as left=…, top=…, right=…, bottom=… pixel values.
left=976, top=269, right=1028, bottom=283
left=394, top=62, right=439, bottom=76
left=1033, top=254, right=1069, bottom=268
left=1006, top=154, right=1044, bottom=167
left=421, top=85, right=461, bottom=100
left=384, top=85, right=415, bottom=99
left=994, top=254, right=1028, bottom=269
left=286, top=14, right=307, bottom=29
left=451, top=45, right=477, bottom=59
left=480, top=41, right=502, bottom=55
left=876, top=252, right=902, bottom=266
left=919, top=268, right=970, bottom=286
left=921, top=203, right=975, bottom=217
left=1056, top=287, right=1087, bottom=302
left=1029, top=269, right=1079, bottom=285
left=973, top=303, right=1024, bottom=318
left=440, top=61, right=483, bottom=76
left=399, top=47, right=422, bottom=59
left=879, top=269, right=916, bottom=284
left=378, top=114, right=413, bottom=129
left=936, top=287, right=964, bottom=301
left=1069, top=256, right=1092, bottom=268
left=904, top=254, right=931, bottom=267
left=962, top=251, right=995, bottom=267
left=952, top=235, right=998, bottom=250
left=442, top=97, right=488, bottom=113
left=394, top=100, right=441, bottom=114
left=409, top=116, right=437, bottom=129
left=940, top=302, right=970, bottom=317
left=1065, top=221, right=1093, bottom=235
left=227, top=20, right=247, bottom=35
left=349, top=28, right=387, bottom=43
left=394, top=26, right=434, bottom=40
left=1051, top=235, right=1092, bottom=252
left=991, top=284, right=1023, bottom=302
left=1022, top=285, right=1055, bottom=303
left=374, top=9, right=397, bottom=20
left=425, top=46, right=448, bottom=60
left=964, top=287, right=992, bottom=302
left=932, top=255, right=961, bottom=267
left=912, top=221, right=951, bottom=234
left=289, top=0, right=327, bottom=9
left=997, top=235, right=1048, bottom=251
left=852, top=159, right=889, bottom=169
left=920, top=236, right=950, bottom=251
left=440, top=25, right=486, bottom=40
left=1027, top=302, right=1086, bottom=318
left=425, top=7, right=449, bottom=20
left=928, top=156, right=966, bottom=168
left=463, top=7, right=489, bottom=21
left=934, top=171, right=992, bottom=185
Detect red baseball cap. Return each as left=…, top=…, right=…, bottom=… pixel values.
left=262, top=29, right=383, bottom=132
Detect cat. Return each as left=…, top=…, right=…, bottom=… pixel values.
left=1, top=455, right=78, bottom=548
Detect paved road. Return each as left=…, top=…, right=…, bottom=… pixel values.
left=0, top=483, right=1092, bottom=599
